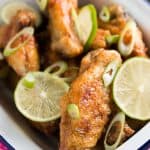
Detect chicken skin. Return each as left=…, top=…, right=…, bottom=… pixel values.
left=47, top=0, right=83, bottom=57
left=60, top=49, right=122, bottom=150
left=6, top=34, right=39, bottom=76
left=0, top=9, right=39, bottom=76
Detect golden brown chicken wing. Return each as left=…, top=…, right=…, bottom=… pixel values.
left=6, top=34, right=39, bottom=76
left=47, top=0, right=83, bottom=58
left=0, top=9, right=39, bottom=76
left=60, top=49, right=122, bottom=150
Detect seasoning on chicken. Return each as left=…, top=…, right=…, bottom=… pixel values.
left=0, top=9, right=36, bottom=49
left=47, top=0, right=83, bottom=58
left=90, top=29, right=110, bottom=50
left=60, top=49, right=122, bottom=150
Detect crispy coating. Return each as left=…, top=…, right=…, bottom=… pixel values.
left=60, top=49, right=122, bottom=150
left=47, top=0, right=83, bottom=57
left=90, top=29, right=110, bottom=50
left=6, top=34, right=39, bottom=76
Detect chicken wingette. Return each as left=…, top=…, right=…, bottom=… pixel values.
left=47, top=0, right=83, bottom=57
left=0, top=9, right=39, bottom=76
left=60, top=49, right=122, bottom=150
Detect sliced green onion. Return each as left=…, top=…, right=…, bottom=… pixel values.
left=103, top=60, right=121, bottom=87
left=104, top=112, right=125, bottom=150
left=67, top=104, right=80, bottom=119
left=99, top=6, right=110, bottom=22
left=118, top=20, right=136, bottom=57
left=106, top=35, right=120, bottom=45
left=3, top=27, right=34, bottom=57
left=44, top=61, right=68, bottom=76
left=23, top=73, right=35, bottom=88
left=36, top=0, right=48, bottom=11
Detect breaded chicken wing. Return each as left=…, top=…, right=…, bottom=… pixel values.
left=47, top=0, right=83, bottom=57
left=60, top=49, right=122, bottom=150
left=0, top=9, right=39, bottom=76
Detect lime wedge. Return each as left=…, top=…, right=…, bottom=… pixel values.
left=14, top=72, right=69, bottom=122
left=113, top=57, right=150, bottom=120
left=73, top=4, right=98, bottom=50
left=0, top=1, right=41, bottom=26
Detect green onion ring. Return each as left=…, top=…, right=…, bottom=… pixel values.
left=99, top=6, right=110, bottom=22
left=3, top=27, right=34, bottom=57
left=104, top=112, right=125, bottom=150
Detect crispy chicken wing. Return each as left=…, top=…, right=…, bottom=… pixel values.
left=60, top=49, right=122, bottom=150
left=0, top=9, right=39, bottom=76
left=47, top=0, right=83, bottom=57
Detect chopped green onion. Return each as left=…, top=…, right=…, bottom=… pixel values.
left=44, top=61, right=68, bottom=76
left=67, top=104, right=80, bottom=119
left=106, top=35, right=120, bottom=45
left=103, top=60, right=121, bottom=87
left=118, top=20, right=136, bottom=57
left=99, top=6, right=110, bottom=22
left=36, top=0, right=48, bottom=11
left=3, top=27, right=34, bottom=57
left=104, top=112, right=125, bottom=150
left=23, top=73, right=35, bottom=88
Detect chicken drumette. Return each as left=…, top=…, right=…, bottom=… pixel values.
left=0, top=9, right=39, bottom=76
left=60, top=49, right=122, bottom=150
left=47, top=0, right=83, bottom=58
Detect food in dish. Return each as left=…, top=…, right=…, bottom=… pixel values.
left=0, top=0, right=149, bottom=149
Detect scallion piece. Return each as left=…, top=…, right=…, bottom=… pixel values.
left=99, top=6, right=110, bottom=22
left=67, top=104, right=80, bottom=119
left=103, top=60, right=121, bottom=87
left=44, top=61, right=68, bottom=76
left=23, top=73, right=35, bottom=88
left=106, top=35, right=120, bottom=45
left=3, top=27, right=34, bottom=57
left=104, top=112, right=125, bottom=150
left=118, top=20, right=136, bottom=57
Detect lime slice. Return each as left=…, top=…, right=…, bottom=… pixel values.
left=72, top=4, right=98, bottom=50
left=0, top=1, right=41, bottom=26
left=113, top=57, right=150, bottom=120
left=14, top=72, right=69, bottom=122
